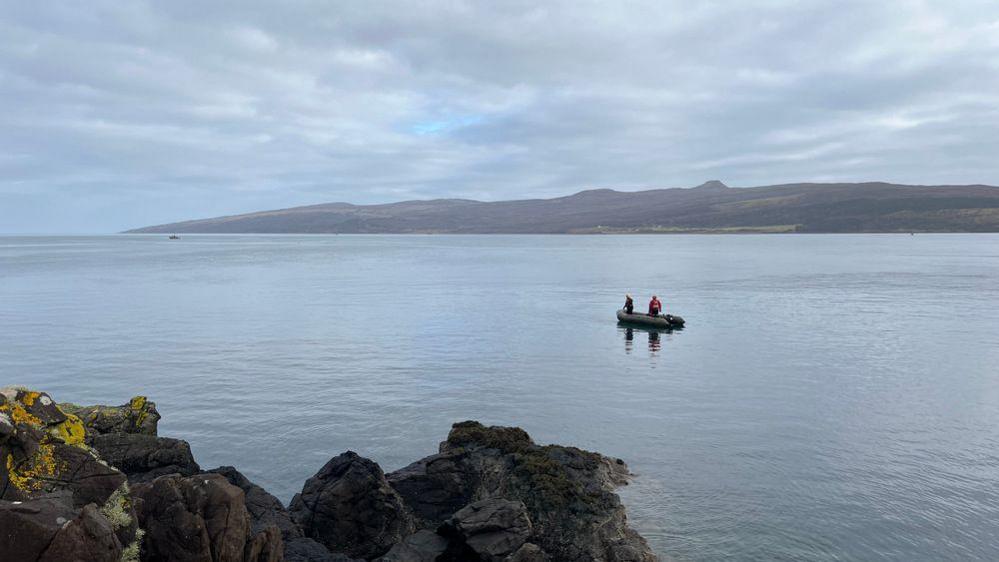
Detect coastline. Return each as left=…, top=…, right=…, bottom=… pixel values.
left=1, top=388, right=660, bottom=562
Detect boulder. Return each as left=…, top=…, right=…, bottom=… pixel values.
left=375, top=530, right=448, bottom=562
left=387, top=421, right=656, bottom=562
left=290, top=451, right=416, bottom=560
left=440, top=499, right=532, bottom=561
left=132, top=473, right=283, bottom=562
left=59, top=395, right=160, bottom=439
left=0, top=499, right=122, bottom=562
left=504, top=543, right=547, bottom=562
left=92, top=432, right=200, bottom=483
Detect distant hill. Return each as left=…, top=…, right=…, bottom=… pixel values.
left=125, top=181, right=999, bottom=234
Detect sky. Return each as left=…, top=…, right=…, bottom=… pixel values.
left=2, top=1, right=999, bottom=233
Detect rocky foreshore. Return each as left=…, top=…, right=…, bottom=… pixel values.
left=0, top=387, right=658, bottom=562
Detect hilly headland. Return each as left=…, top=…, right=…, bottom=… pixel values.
left=126, top=181, right=999, bottom=234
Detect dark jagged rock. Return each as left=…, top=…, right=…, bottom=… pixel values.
left=132, top=472, right=284, bottom=562
left=378, top=501, right=542, bottom=562
left=59, top=395, right=160, bottom=439
left=207, top=466, right=346, bottom=562
left=0, top=499, right=123, bottom=562
left=387, top=421, right=656, bottom=562
left=92, top=432, right=200, bottom=483
left=385, top=451, right=474, bottom=526
left=290, top=451, right=416, bottom=560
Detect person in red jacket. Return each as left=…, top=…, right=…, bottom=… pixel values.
left=648, top=295, right=662, bottom=316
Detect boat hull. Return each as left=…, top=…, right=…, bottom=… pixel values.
left=616, top=309, right=685, bottom=329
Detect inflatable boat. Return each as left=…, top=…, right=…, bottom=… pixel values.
left=616, top=309, right=685, bottom=329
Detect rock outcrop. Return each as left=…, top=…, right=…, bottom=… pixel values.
left=3, top=389, right=659, bottom=562
left=290, top=451, right=416, bottom=560
left=386, top=421, right=655, bottom=562
left=61, top=395, right=201, bottom=485
left=0, top=387, right=142, bottom=561
left=93, top=433, right=201, bottom=483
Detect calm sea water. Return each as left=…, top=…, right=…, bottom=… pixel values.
left=2, top=234, right=998, bottom=561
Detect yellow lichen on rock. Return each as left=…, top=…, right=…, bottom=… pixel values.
left=20, top=390, right=41, bottom=407
left=129, top=396, right=149, bottom=427
left=6, top=442, right=59, bottom=491
left=2, top=390, right=82, bottom=490
left=50, top=411, right=87, bottom=447
left=129, top=396, right=147, bottom=411
left=1, top=400, right=42, bottom=427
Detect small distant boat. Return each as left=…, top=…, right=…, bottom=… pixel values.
left=617, top=309, right=685, bottom=329
left=168, top=234, right=180, bottom=240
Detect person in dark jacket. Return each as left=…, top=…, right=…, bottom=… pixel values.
left=624, top=294, right=634, bottom=314
left=648, top=295, right=662, bottom=316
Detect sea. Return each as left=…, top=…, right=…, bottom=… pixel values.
left=2, top=234, right=998, bottom=561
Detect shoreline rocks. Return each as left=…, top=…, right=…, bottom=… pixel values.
left=1, top=388, right=659, bottom=562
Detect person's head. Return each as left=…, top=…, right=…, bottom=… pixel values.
left=652, top=295, right=658, bottom=299
left=626, top=293, right=631, bottom=299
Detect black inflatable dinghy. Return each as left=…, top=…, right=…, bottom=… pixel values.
left=616, top=309, right=685, bottom=329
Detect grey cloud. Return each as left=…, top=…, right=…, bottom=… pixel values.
left=1, top=0, right=998, bottom=232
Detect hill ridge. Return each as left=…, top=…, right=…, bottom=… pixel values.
left=126, top=181, right=999, bottom=234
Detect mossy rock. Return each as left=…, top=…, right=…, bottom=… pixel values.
left=444, top=421, right=612, bottom=515
left=446, top=420, right=534, bottom=454
left=59, top=395, right=160, bottom=440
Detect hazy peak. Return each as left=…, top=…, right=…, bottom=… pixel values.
left=693, top=180, right=729, bottom=190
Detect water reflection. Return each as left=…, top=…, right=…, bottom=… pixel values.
left=620, top=325, right=669, bottom=355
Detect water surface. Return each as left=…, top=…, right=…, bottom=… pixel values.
left=2, top=234, right=998, bottom=561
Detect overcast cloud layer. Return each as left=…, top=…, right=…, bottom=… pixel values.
left=2, top=1, right=999, bottom=232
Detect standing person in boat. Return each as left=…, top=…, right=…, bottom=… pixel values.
left=648, top=295, right=662, bottom=317
left=624, top=294, right=634, bottom=314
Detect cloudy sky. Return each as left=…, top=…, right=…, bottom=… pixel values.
left=2, top=1, right=999, bottom=232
